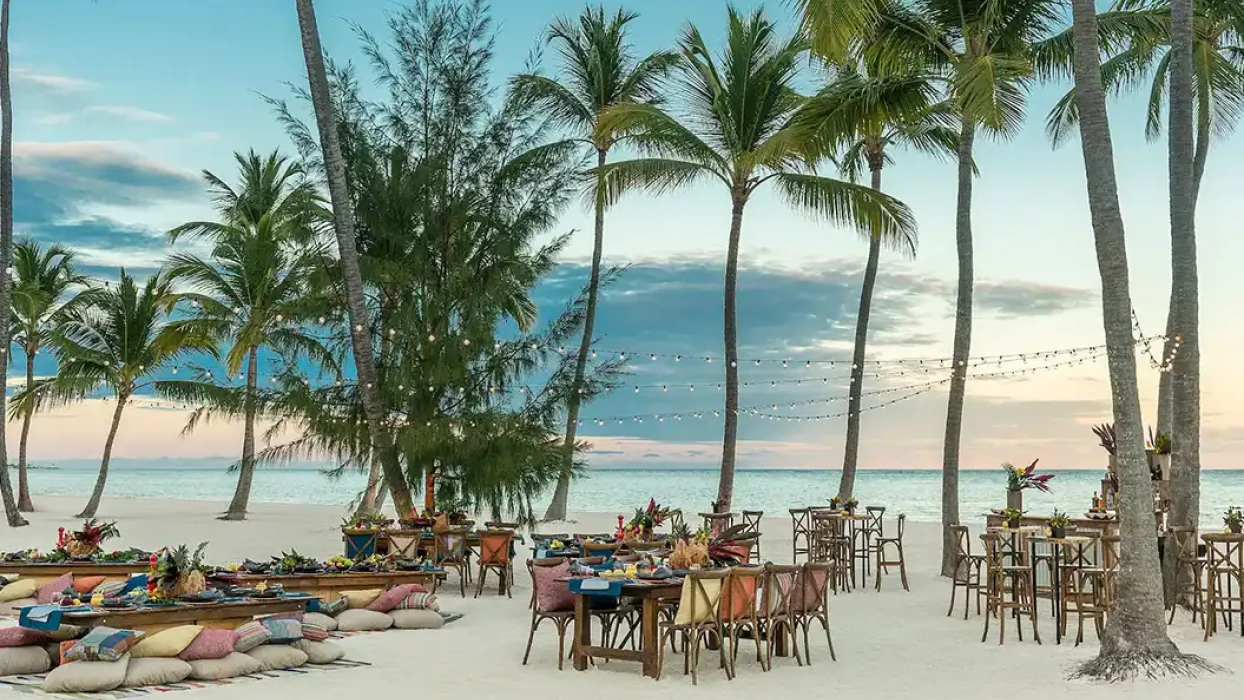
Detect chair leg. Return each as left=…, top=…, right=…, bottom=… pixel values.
left=522, top=615, right=540, bottom=666
left=475, top=565, right=485, bottom=598
left=898, top=544, right=909, bottom=591
left=821, top=616, right=836, bottom=661
left=948, top=573, right=959, bottom=616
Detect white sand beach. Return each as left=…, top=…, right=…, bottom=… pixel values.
left=2, top=496, right=1242, bottom=699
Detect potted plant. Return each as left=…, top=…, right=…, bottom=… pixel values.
left=1003, top=459, right=1054, bottom=511
left=1225, top=507, right=1243, bottom=534
left=1092, top=423, right=1118, bottom=471
left=1147, top=427, right=1172, bottom=481
left=828, top=496, right=842, bottom=511
left=1049, top=510, right=1070, bottom=539
left=1001, top=508, right=1025, bottom=530
left=843, top=497, right=859, bottom=515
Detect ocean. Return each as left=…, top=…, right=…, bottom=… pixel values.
left=19, top=460, right=1244, bottom=528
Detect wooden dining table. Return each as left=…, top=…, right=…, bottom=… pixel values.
left=572, top=579, right=681, bottom=678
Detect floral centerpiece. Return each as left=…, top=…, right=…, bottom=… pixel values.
left=1003, top=459, right=1053, bottom=511
left=623, top=499, right=679, bottom=540
left=1225, top=507, right=1243, bottom=534
left=1048, top=510, right=1070, bottom=539
left=151, top=543, right=210, bottom=597
left=58, top=519, right=121, bottom=558
left=1001, top=507, right=1025, bottom=529
left=1147, top=426, right=1172, bottom=480
left=342, top=512, right=393, bottom=531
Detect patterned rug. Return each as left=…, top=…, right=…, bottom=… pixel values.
left=0, top=659, right=371, bottom=700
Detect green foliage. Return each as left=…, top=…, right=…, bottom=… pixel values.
left=1049, top=509, right=1070, bottom=528
left=1225, top=506, right=1243, bottom=527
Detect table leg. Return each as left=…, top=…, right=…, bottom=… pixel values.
left=640, top=597, right=660, bottom=679
left=573, top=594, right=590, bottom=671
left=1053, top=553, right=1062, bottom=645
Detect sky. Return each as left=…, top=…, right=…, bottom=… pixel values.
left=7, top=0, right=1244, bottom=472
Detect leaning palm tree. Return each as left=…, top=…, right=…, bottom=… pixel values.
left=16, top=271, right=213, bottom=519
left=597, top=6, right=916, bottom=513
left=163, top=151, right=336, bottom=521
left=294, top=0, right=413, bottom=516
left=0, top=0, right=24, bottom=527
left=510, top=6, right=677, bottom=522
left=795, top=65, right=957, bottom=500
left=10, top=238, right=96, bottom=512
left=1065, top=0, right=1214, bottom=680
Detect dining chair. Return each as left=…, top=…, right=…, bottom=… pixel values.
left=658, top=568, right=731, bottom=685
left=475, top=529, right=516, bottom=598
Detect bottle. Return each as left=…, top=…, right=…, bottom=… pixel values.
left=1092, top=491, right=1100, bottom=511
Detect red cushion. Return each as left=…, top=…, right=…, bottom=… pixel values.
left=532, top=562, right=574, bottom=613
left=177, top=628, right=237, bottom=661
left=0, top=626, right=50, bottom=648
left=365, top=583, right=426, bottom=613
left=37, top=573, right=74, bottom=604
left=72, top=576, right=108, bottom=594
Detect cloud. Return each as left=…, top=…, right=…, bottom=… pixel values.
left=975, top=281, right=1093, bottom=318
left=12, top=67, right=94, bottom=95
left=83, top=105, right=173, bottom=123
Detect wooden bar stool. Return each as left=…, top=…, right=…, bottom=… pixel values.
left=790, top=508, right=811, bottom=563
left=1202, top=532, right=1244, bottom=641
left=947, top=525, right=985, bottom=618
left=980, top=532, right=1041, bottom=645
left=874, top=513, right=909, bottom=591
left=1056, top=534, right=1105, bottom=646
left=853, top=506, right=885, bottom=578
left=1167, top=526, right=1205, bottom=625
left=1101, top=534, right=1120, bottom=609
left=741, top=510, right=763, bottom=563
left=811, top=512, right=851, bottom=593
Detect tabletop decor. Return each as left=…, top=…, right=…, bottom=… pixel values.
left=622, top=499, right=679, bottom=541
left=1048, top=510, right=1070, bottom=539
left=58, top=520, right=122, bottom=558
left=1001, top=508, right=1024, bottom=529
left=1225, top=507, right=1243, bottom=534
left=1003, top=459, right=1054, bottom=511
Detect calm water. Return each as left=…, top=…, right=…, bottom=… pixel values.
left=21, top=461, right=1244, bottom=528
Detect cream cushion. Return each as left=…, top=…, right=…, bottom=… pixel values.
left=0, top=579, right=38, bottom=603
left=186, top=652, right=262, bottom=680
left=0, top=646, right=52, bottom=675
left=335, top=609, right=393, bottom=632
left=244, top=644, right=308, bottom=671
left=304, top=611, right=338, bottom=632
left=389, top=609, right=444, bottom=630
left=131, top=625, right=202, bottom=658
left=291, top=639, right=345, bottom=664
left=341, top=589, right=382, bottom=609
left=121, top=657, right=192, bottom=687
left=42, top=654, right=129, bottom=693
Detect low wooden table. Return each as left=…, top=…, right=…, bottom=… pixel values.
left=573, top=580, right=682, bottom=678
left=44, top=599, right=307, bottom=634
left=0, top=562, right=148, bottom=586
left=209, top=570, right=447, bottom=599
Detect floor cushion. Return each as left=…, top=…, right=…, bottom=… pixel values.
left=342, top=589, right=382, bottom=609
left=131, top=625, right=202, bottom=658
left=42, top=654, right=129, bottom=693
left=0, top=626, right=50, bottom=648
left=365, top=584, right=425, bottom=613
left=36, top=573, right=74, bottom=604
left=393, top=592, right=439, bottom=611
left=303, top=611, right=337, bottom=632
left=301, top=621, right=330, bottom=642
left=244, top=644, right=308, bottom=672
left=72, top=576, right=108, bottom=595
left=186, top=652, right=262, bottom=681
left=317, top=596, right=348, bottom=616
left=65, top=627, right=144, bottom=662
left=389, top=609, right=444, bottom=630
left=0, top=579, right=38, bottom=603
left=335, top=609, right=393, bottom=632
left=291, top=639, right=344, bottom=664
left=232, top=621, right=271, bottom=652
left=178, top=628, right=236, bottom=661
left=94, top=581, right=126, bottom=599
left=46, top=625, right=86, bottom=642
left=259, top=616, right=302, bottom=643
left=121, top=657, right=192, bottom=688
left=0, top=646, right=52, bottom=675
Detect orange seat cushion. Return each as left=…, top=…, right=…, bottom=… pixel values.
left=72, top=576, right=108, bottom=594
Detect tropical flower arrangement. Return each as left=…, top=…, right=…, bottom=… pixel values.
left=150, top=543, right=211, bottom=597
left=57, top=519, right=121, bottom=558
left=1225, top=507, right=1243, bottom=534
left=1003, top=459, right=1054, bottom=492
left=1001, top=508, right=1025, bottom=529
left=623, top=499, right=679, bottom=539
left=342, top=512, right=393, bottom=531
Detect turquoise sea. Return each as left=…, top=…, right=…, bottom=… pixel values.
left=19, top=460, right=1244, bottom=528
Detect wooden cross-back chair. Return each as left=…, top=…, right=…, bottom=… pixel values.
left=741, top=510, right=763, bottom=563
left=874, top=513, right=908, bottom=591
left=475, top=529, right=515, bottom=598
left=979, top=532, right=1040, bottom=645
left=433, top=528, right=473, bottom=597
left=792, top=562, right=837, bottom=664
left=947, top=525, right=986, bottom=618
left=523, top=558, right=575, bottom=670
left=657, top=568, right=731, bottom=685
left=760, top=564, right=803, bottom=669
left=790, top=508, right=812, bottom=563
left=721, top=566, right=766, bottom=675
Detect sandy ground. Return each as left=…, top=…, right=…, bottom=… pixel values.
left=1, top=495, right=1242, bottom=699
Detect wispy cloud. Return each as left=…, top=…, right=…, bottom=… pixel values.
left=84, top=105, right=173, bottom=123
left=13, top=67, right=94, bottom=95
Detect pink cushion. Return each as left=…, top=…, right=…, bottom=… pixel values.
left=177, top=629, right=237, bottom=661
left=532, top=562, right=574, bottom=613
left=365, top=584, right=425, bottom=613
left=0, top=626, right=50, bottom=648
left=37, top=573, right=74, bottom=604
left=790, top=568, right=829, bottom=612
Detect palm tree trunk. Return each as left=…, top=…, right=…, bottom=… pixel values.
left=545, top=148, right=609, bottom=522
left=78, top=393, right=128, bottom=520
left=717, top=194, right=746, bottom=514
left=0, top=0, right=24, bottom=528
left=838, top=163, right=883, bottom=501
left=221, top=347, right=259, bottom=521
left=940, top=120, right=974, bottom=577
left=1068, top=0, right=1209, bottom=678
left=295, top=0, right=412, bottom=516
left=360, top=302, right=392, bottom=515
left=16, top=345, right=35, bottom=511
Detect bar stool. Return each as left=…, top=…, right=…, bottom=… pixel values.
left=1167, top=525, right=1205, bottom=625
left=1101, top=534, right=1120, bottom=609
left=1056, top=534, right=1104, bottom=646
left=947, top=525, right=985, bottom=618
left=700, top=511, right=735, bottom=536
left=874, top=513, right=908, bottom=591
left=811, top=511, right=851, bottom=593
left=1202, top=532, right=1244, bottom=641
left=980, top=532, right=1041, bottom=645
left=741, top=510, right=763, bottom=563
left=790, top=508, right=811, bottom=563
left=854, top=506, right=885, bottom=578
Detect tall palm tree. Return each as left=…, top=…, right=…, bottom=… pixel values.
left=10, top=239, right=96, bottom=512
left=510, top=6, right=678, bottom=523
left=598, top=7, right=916, bottom=513
left=0, top=0, right=24, bottom=527
left=796, top=66, right=956, bottom=500
left=1066, top=0, right=1212, bottom=679
left=164, top=151, right=336, bottom=521
left=15, top=271, right=212, bottom=519
left=294, top=0, right=413, bottom=516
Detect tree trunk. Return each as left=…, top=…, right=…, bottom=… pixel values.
left=16, top=344, right=35, bottom=511
left=221, top=347, right=259, bottom=521
left=838, top=163, right=883, bottom=501
left=295, top=0, right=412, bottom=516
left=0, top=0, right=24, bottom=528
left=1069, top=0, right=1211, bottom=679
left=78, top=393, right=128, bottom=519
left=544, top=147, right=609, bottom=522
left=716, top=194, right=747, bottom=514
left=358, top=457, right=383, bottom=515
left=940, top=120, right=975, bottom=577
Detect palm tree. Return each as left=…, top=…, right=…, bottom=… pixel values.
left=598, top=7, right=916, bottom=513
left=164, top=150, right=336, bottom=521
left=0, top=0, right=23, bottom=527
left=10, top=239, right=96, bottom=512
left=795, top=66, right=956, bottom=500
left=510, top=6, right=677, bottom=523
left=15, top=271, right=212, bottom=519
left=1065, top=0, right=1213, bottom=679
left=294, top=0, right=413, bottom=516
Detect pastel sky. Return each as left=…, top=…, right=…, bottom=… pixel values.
left=7, top=0, right=1244, bottom=471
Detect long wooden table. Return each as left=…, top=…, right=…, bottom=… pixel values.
left=573, top=580, right=681, bottom=678
left=0, top=562, right=148, bottom=586
left=209, top=570, right=446, bottom=599
left=984, top=513, right=1119, bottom=538
left=41, top=599, right=307, bottom=634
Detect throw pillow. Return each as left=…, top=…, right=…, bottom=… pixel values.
left=94, top=581, right=126, bottom=599
left=365, top=583, right=424, bottom=613
left=303, top=611, right=338, bottom=632
left=178, top=629, right=236, bottom=661
left=342, top=589, right=382, bottom=609
left=36, top=573, right=74, bottom=604
left=186, top=652, right=261, bottom=681
left=231, top=621, right=270, bottom=653
left=673, top=578, right=722, bottom=625
left=131, top=625, right=202, bottom=658
left=300, top=621, right=330, bottom=642
left=532, top=561, right=574, bottom=613
left=47, top=625, right=86, bottom=642
left=65, top=627, right=145, bottom=662
left=58, top=640, right=75, bottom=665
left=72, top=576, right=108, bottom=595
left=0, top=646, right=52, bottom=675
left=334, top=609, right=393, bottom=632
left=42, top=654, right=129, bottom=693
left=393, top=592, right=439, bottom=611
left=259, top=616, right=302, bottom=644
left=0, top=626, right=50, bottom=648
left=292, top=639, right=344, bottom=665
left=1, top=597, right=37, bottom=616
left=244, top=644, right=308, bottom=672
left=0, top=579, right=38, bottom=602
left=389, top=609, right=443, bottom=630
left=121, top=657, right=192, bottom=688
left=319, top=596, right=348, bottom=616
